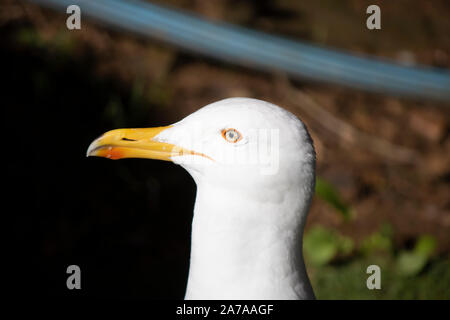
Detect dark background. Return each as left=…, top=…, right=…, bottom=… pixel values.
left=3, top=0, right=449, bottom=299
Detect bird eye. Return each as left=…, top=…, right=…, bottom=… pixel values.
left=222, top=128, right=242, bottom=143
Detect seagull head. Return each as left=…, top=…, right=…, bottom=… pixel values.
left=87, top=97, right=315, bottom=197
left=87, top=97, right=317, bottom=299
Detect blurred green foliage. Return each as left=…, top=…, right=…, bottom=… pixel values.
left=360, top=223, right=393, bottom=255
left=311, top=255, right=450, bottom=299
left=396, top=235, right=437, bottom=277
left=16, top=28, right=75, bottom=54
left=16, top=28, right=44, bottom=48
left=315, top=177, right=352, bottom=220
left=310, top=179, right=442, bottom=293
left=304, top=226, right=354, bottom=266
left=146, top=80, right=172, bottom=108
left=304, top=224, right=447, bottom=299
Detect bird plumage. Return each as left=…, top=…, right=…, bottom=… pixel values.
left=88, top=97, right=316, bottom=299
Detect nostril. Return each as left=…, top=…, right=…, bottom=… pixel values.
left=121, top=137, right=137, bottom=141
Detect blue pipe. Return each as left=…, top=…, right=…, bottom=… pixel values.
left=29, top=0, right=450, bottom=102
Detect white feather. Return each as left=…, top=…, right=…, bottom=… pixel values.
left=155, top=98, right=316, bottom=300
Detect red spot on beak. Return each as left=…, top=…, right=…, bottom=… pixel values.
left=96, top=147, right=124, bottom=160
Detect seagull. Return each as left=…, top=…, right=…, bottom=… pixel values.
left=87, top=97, right=316, bottom=300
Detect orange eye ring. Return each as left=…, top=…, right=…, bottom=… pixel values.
left=222, top=128, right=242, bottom=143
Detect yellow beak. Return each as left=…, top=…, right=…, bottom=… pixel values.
left=86, top=126, right=210, bottom=161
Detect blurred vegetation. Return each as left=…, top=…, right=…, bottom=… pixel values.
left=310, top=254, right=450, bottom=299
left=304, top=221, right=447, bottom=299
left=315, top=177, right=352, bottom=221
left=311, top=175, right=447, bottom=298
left=307, top=177, right=447, bottom=299
left=304, top=225, right=354, bottom=266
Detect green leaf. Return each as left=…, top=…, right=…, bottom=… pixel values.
left=304, top=226, right=338, bottom=266
left=16, top=28, right=44, bottom=48
left=337, top=234, right=354, bottom=255
left=304, top=226, right=354, bottom=266
left=397, top=252, right=428, bottom=277
left=414, top=235, right=436, bottom=257
left=360, top=226, right=393, bottom=255
left=396, top=235, right=437, bottom=277
left=315, top=177, right=352, bottom=220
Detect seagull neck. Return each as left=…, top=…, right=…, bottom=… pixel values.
left=185, top=180, right=314, bottom=299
